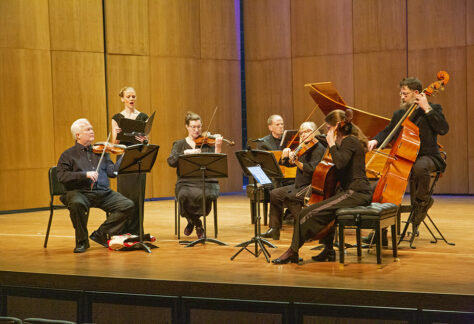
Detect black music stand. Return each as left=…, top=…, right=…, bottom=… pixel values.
left=119, top=144, right=159, bottom=253
left=177, top=153, right=228, bottom=247
left=231, top=150, right=282, bottom=262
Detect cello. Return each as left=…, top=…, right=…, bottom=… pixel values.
left=305, top=109, right=355, bottom=206
left=370, top=71, right=449, bottom=205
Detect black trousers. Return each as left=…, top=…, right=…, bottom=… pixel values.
left=410, top=156, right=438, bottom=205
left=268, top=185, right=306, bottom=228
left=290, top=189, right=372, bottom=252
left=61, top=189, right=134, bottom=243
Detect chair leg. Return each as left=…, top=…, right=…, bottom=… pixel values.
left=213, top=199, right=218, bottom=238
left=356, top=228, right=362, bottom=257
left=338, top=223, right=345, bottom=264
left=391, top=223, right=398, bottom=258
left=174, top=199, right=178, bottom=236
left=177, top=200, right=181, bottom=240
left=44, top=203, right=54, bottom=248
left=375, top=225, right=382, bottom=264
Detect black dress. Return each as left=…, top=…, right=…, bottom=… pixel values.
left=112, top=112, right=149, bottom=235
left=167, top=139, right=220, bottom=227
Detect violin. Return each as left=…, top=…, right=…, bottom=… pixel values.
left=92, top=142, right=127, bottom=154
left=290, top=130, right=319, bottom=161
left=194, top=132, right=235, bottom=147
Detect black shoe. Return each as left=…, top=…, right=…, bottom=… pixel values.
left=272, top=249, right=299, bottom=264
left=73, top=240, right=89, bottom=253
left=261, top=228, right=280, bottom=240
left=196, top=226, right=204, bottom=239
left=362, top=230, right=388, bottom=247
left=90, top=230, right=108, bottom=248
left=311, top=246, right=336, bottom=262
left=184, top=222, right=194, bottom=236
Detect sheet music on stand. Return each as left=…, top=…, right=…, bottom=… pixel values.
left=280, top=129, right=298, bottom=148
left=117, top=111, right=156, bottom=144
left=246, top=165, right=273, bottom=189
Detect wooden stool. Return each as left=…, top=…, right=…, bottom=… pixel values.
left=336, top=203, right=399, bottom=264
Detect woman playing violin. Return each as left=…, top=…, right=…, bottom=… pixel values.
left=261, top=121, right=326, bottom=240
left=110, top=86, right=149, bottom=235
left=167, top=112, right=223, bottom=239
left=272, top=109, right=372, bottom=264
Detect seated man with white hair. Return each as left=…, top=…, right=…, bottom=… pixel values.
left=57, top=118, right=135, bottom=253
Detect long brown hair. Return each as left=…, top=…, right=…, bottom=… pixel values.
left=325, top=109, right=368, bottom=151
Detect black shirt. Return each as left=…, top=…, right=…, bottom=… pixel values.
left=329, top=135, right=371, bottom=192
left=257, top=134, right=282, bottom=151
left=57, top=142, right=119, bottom=191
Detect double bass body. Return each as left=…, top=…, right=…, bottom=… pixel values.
left=372, top=118, right=420, bottom=205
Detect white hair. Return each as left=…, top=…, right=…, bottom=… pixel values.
left=300, top=121, right=317, bottom=132
left=70, top=118, right=90, bottom=140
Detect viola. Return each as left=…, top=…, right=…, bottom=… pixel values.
left=92, top=142, right=127, bottom=154
left=194, top=133, right=235, bottom=147
left=289, top=131, right=319, bottom=162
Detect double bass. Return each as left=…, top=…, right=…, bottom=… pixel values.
left=370, top=71, right=449, bottom=205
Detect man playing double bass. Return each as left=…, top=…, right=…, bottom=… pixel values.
left=367, top=77, right=449, bottom=231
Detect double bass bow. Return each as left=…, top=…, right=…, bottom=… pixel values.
left=370, top=71, right=450, bottom=205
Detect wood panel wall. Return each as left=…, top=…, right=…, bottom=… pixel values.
left=0, top=0, right=471, bottom=211
left=244, top=0, right=473, bottom=194
left=0, top=0, right=242, bottom=211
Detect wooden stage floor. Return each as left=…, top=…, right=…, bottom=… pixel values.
left=1, top=194, right=473, bottom=314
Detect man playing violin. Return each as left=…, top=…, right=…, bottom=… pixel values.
left=167, top=112, right=223, bottom=239
left=57, top=118, right=135, bottom=253
left=261, top=121, right=326, bottom=240
left=367, top=77, right=449, bottom=233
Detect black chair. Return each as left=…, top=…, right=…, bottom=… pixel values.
left=44, top=166, right=68, bottom=248
left=174, top=197, right=218, bottom=239
left=336, top=203, right=399, bottom=264
left=44, top=166, right=108, bottom=248
left=398, top=170, right=455, bottom=249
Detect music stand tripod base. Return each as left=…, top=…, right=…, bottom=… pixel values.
left=232, top=151, right=282, bottom=262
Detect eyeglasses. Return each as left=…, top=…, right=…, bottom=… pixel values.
left=188, top=125, right=202, bottom=129
left=399, top=91, right=413, bottom=97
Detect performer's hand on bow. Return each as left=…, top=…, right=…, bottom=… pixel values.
left=87, top=171, right=99, bottom=183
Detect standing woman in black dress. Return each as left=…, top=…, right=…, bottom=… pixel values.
left=272, top=109, right=373, bottom=264
left=167, top=112, right=223, bottom=239
left=111, top=86, right=149, bottom=235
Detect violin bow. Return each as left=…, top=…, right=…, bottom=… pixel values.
left=199, top=106, right=218, bottom=150
left=91, top=132, right=111, bottom=190
left=286, top=105, right=319, bottom=148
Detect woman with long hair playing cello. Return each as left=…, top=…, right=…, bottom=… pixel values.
left=272, top=109, right=373, bottom=264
